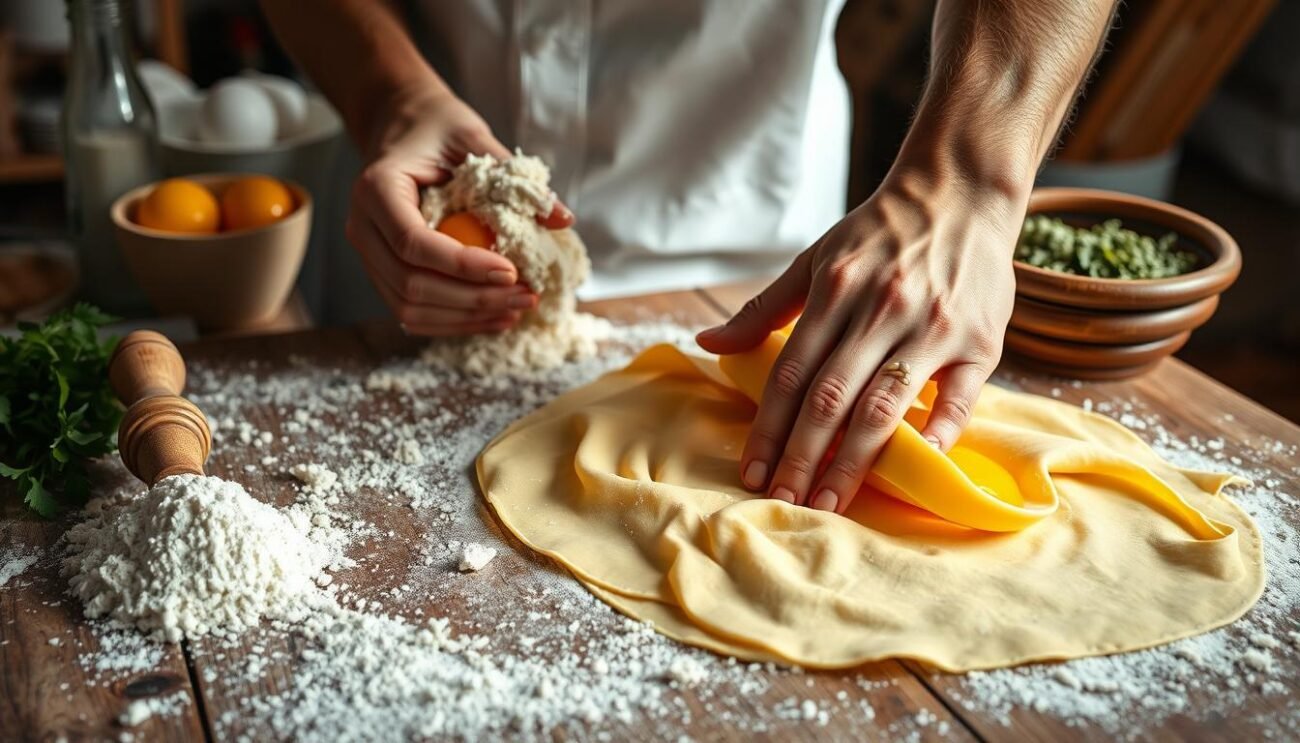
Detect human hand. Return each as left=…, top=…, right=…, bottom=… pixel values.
left=696, top=168, right=1023, bottom=514
left=345, top=89, right=574, bottom=337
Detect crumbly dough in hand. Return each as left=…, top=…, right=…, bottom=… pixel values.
left=419, top=153, right=604, bottom=375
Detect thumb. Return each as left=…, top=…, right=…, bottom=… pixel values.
left=468, top=130, right=515, bottom=163
left=697, top=253, right=810, bottom=354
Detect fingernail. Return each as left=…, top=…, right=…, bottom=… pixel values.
left=508, top=294, right=535, bottom=309
left=697, top=325, right=724, bottom=340
left=743, top=460, right=768, bottom=489
left=924, top=435, right=941, bottom=449
left=811, top=489, right=839, bottom=512
left=770, top=486, right=795, bottom=504
left=488, top=269, right=515, bottom=285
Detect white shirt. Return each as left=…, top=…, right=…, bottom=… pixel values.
left=409, top=0, right=852, bottom=299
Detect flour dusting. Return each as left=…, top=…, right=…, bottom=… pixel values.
left=27, top=320, right=1298, bottom=740
left=0, top=549, right=38, bottom=587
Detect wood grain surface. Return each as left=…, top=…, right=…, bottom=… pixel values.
left=2, top=281, right=1297, bottom=741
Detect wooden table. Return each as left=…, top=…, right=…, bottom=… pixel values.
left=3, top=280, right=1298, bottom=741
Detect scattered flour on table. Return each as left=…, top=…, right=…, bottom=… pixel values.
left=458, top=542, right=497, bottom=572
left=45, top=326, right=1297, bottom=740
left=118, top=691, right=191, bottom=727
left=0, top=548, right=38, bottom=587
left=418, top=151, right=598, bottom=375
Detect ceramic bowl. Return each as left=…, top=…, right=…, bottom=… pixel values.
left=111, top=173, right=311, bottom=331
left=1007, top=188, right=1241, bottom=380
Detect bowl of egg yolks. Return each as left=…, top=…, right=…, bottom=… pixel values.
left=111, top=173, right=310, bottom=330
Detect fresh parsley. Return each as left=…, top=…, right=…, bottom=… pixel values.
left=0, top=304, right=122, bottom=517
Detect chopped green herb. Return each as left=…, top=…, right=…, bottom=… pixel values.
left=0, top=304, right=122, bottom=517
left=1015, top=214, right=1199, bottom=279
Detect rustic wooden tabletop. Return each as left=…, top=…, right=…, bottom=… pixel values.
left=2, top=280, right=1297, bottom=741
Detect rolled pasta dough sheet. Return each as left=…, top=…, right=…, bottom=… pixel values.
left=477, top=344, right=1264, bottom=671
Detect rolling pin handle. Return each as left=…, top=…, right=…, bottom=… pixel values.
left=109, top=330, right=211, bottom=485
left=109, top=330, right=187, bottom=404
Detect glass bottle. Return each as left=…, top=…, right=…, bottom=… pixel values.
left=61, top=0, right=160, bottom=315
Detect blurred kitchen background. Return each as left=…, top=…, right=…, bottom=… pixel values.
left=1, top=0, right=1297, bottom=420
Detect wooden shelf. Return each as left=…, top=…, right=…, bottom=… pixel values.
left=0, top=154, right=63, bottom=185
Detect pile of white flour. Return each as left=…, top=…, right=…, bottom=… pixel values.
left=419, top=152, right=604, bottom=375
left=62, top=474, right=336, bottom=643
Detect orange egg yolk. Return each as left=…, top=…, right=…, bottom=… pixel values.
left=436, top=212, right=495, bottom=249
left=220, top=176, right=295, bottom=232
left=135, top=178, right=220, bottom=234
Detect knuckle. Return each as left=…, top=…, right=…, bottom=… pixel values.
left=933, top=395, right=974, bottom=427
left=745, top=428, right=783, bottom=457
left=768, top=357, right=807, bottom=400
left=392, top=228, right=424, bottom=265
left=805, top=374, right=852, bottom=426
left=857, top=387, right=902, bottom=429
left=474, top=291, right=498, bottom=310
left=927, top=299, right=956, bottom=335
left=825, top=457, right=864, bottom=485
left=736, top=294, right=765, bottom=322
left=395, top=303, right=422, bottom=326
left=357, top=163, right=386, bottom=193
left=399, top=273, right=425, bottom=302
left=820, top=259, right=858, bottom=294
left=779, top=452, right=817, bottom=478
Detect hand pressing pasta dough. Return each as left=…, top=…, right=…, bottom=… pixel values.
left=697, top=0, right=1117, bottom=515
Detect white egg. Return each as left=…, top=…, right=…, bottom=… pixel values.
left=197, top=78, right=277, bottom=149
left=137, top=60, right=198, bottom=107
left=244, top=72, right=309, bottom=140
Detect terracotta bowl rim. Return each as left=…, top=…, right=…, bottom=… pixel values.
left=1013, top=187, right=1241, bottom=308
left=110, top=173, right=312, bottom=242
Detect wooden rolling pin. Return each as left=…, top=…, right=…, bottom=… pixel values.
left=108, top=330, right=212, bottom=486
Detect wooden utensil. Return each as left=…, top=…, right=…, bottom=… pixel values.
left=108, top=330, right=212, bottom=485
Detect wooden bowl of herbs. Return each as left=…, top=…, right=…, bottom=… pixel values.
left=1007, top=188, right=1241, bottom=380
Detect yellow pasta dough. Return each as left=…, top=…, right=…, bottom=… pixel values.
left=477, top=338, right=1264, bottom=671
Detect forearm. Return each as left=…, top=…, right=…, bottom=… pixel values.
left=259, top=0, right=449, bottom=155
left=895, top=0, right=1117, bottom=202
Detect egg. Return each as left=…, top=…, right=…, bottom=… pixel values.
left=135, top=178, right=220, bottom=234
left=435, top=212, right=495, bottom=249
left=244, top=72, right=309, bottom=140
left=137, top=60, right=198, bottom=107
left=221, top=176, right=295, bottom=232
left=197, top=78, right=277, bottom=149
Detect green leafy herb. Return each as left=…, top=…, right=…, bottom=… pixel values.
left=0, top=304, right=122, bottom=517
left=1015, top=214, right=1200, bottom=279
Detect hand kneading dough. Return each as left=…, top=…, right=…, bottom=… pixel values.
left=477, top=340, right=1264, bottom=671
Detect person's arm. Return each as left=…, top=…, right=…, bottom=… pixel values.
left=260, top=0, right=572, bottom=337
left=697, top=0, right=1116, bottom=514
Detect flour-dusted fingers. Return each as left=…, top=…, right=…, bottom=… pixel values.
left=347, top=213, right=536, bottom=314
left=695, top=251, right=813, bottom=355
left=764, top=330, right=888, bottom=507
left=353, top=160, right=518, bottom=285
left=736, top=299, right=844, bottom=496
left=810, top=350, right=944, bottom=515
left=920, top=361, right=990, bottom=451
